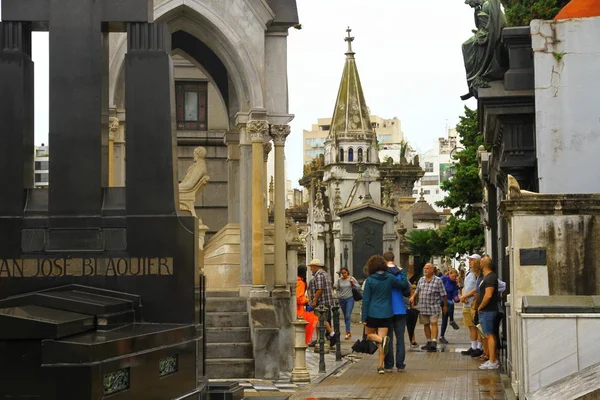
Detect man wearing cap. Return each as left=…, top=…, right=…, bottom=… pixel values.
left=460, top=254, right=483, bottom=356
left=307, top=259, right=337, bottom=346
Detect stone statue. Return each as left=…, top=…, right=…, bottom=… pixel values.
left=461, top=0, right=507, bottom=100
left=179, top=146, right=210, bottom=220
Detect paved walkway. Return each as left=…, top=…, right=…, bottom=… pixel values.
left=239, top=308, right=510, bottom=399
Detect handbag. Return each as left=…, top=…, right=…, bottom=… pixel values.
left=351, top=328, right=378, bottom=355
left=350, top=279, right=362, bottom=301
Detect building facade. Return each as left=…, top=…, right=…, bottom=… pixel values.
left=413, top=128, right=461, bottom=213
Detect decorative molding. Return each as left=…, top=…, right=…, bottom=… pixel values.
left=247, top=120, right=269, bottom=142
left=270, top=124, right=291, bottom=146
left=109, top=117, right=119, bottom=140
left=262, top=141, right=272, bottom=162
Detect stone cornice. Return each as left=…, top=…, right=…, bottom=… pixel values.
left=500, top=175, right=600, bottom=216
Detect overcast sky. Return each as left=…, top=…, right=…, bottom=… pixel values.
left=1, top=0, right=477, bottom=187
left=286, top=0, right=477, bottom=186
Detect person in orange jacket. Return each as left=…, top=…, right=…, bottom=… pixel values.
left=297, top=264, right=318, bottom=344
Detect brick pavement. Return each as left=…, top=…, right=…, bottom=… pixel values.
left=288, top=309, right=509, bottom=400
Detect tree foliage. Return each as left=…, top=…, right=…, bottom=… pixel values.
left=436, top=107, right=483, bottom=217
left=406, top=229, right=446, bottom=263
left=436, top=106, right=485, bottom=257
left=406, top=229, right=446, bottom=281
left=440, top=213, right=485, bottom=257
left=501, top=0, right=570, bottom=26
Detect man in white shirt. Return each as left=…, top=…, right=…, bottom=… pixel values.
left=459, top=254, right=482, bottom=356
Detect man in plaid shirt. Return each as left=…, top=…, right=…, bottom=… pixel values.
left=308, top=258, right=337, bottom=346
left=410, top=263, right=447, bottom=352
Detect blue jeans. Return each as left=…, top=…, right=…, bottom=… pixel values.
left=384, top=314, right=406, bottom=370
left=338, top=297, right=354, bottom=333
left=441, top=300, right=455, bottom=337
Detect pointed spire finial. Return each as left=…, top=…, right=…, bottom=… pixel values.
left=344, top=26, right=355, bottom=56
left=419, top=188, right=425, bottom=200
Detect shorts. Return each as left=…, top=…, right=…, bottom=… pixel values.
left=462, top=308, right=475, bottom=327
left=366, top=317, right=390, bottom=329
left=419, top=314, right=439, bottom=325
left=479, top=311, right=497, bottom=336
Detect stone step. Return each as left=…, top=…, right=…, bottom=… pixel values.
left=205, top=312, right=248, bottom=328
left=206, top=327, right=250, bottom=343
left=205, top=297, right=246, bottom=313
left=206, top=342, right=253, bottom=359
left=205, top=358, right=255, bottom=379
left=206, top=290, right=239, bottom=298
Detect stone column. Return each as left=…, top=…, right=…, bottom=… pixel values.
left=238, top=124, right=253, bottom=297
left=271, top=125, right=291, bottom=295
left=248, top=120, right=269, bottom=297
left=108, top=117, right=119, bottom=187
left=287, top=242, right=302, bottom=318
left=263, top=141, right=272, bottom=226
left=224, top=132, right=240, bottom=224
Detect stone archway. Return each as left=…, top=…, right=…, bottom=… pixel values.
left=109, top=1, right=265, bottom=114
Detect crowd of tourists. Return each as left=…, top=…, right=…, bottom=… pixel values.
left=296, top=251, right=504, bottom=374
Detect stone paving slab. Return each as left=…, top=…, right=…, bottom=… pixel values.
left=289, top=311, right=508, bottom=400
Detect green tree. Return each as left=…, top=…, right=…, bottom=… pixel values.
left=436, top=107, right=485, bottom=256
left=501, top=0, right=569, bottom=26
left=437, top=107, right=482, bottom=217
left=406, top=229, right=445, bottom=281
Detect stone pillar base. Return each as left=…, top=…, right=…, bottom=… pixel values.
left=249, top=286, right=270, bottom=298
left=271, top=287, right=291, bottom=298
left=239, top=284, right=252, bottom=298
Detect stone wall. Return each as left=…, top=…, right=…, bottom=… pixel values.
left=531, top=17, right=600, bottom=194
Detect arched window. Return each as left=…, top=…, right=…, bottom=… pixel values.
left=348, top=148, right=354, bottom=162
left=366, top=147, right=370, bottom=162
left=357, top=148, right=363, bottom=162
left=339, top=148, right=344, bottom=162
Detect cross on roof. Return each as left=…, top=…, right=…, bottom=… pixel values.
left=345, top=26, right=354, bottom=55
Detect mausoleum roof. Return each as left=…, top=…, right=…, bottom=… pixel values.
left=555, top=0, right=600, bottom=20
left=328, top=28, right=375, bottom=145
left=412, top=191, right=442, bottom=222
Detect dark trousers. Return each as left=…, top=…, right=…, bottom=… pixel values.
left=441, top=300, right=455, bottom=337
left=384, top=314, right=406, bottom=369
left=406, top=308, right=419, bottom=342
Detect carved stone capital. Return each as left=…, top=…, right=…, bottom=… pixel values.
left=270, top=124, right=291, bottom=146
left=247, top=120, right=269, bottom=142
left=263, top=142, right=272, bottom=162
left=109, top=117, right=120, bottom=140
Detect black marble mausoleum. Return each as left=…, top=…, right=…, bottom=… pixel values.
left=0, top=1, right=206, bottom=398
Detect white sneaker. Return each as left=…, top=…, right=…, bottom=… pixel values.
left=479, top=361, right=499, bottom=370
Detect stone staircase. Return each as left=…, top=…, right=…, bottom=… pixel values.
left=205, top=290, right=255, bottom=379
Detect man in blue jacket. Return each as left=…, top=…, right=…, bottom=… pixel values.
left=383, top=251, right=410, bottom=372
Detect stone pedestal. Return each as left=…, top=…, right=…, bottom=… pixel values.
left=290, top=319, right=311, bottom=383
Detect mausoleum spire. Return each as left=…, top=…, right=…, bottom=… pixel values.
left=328, top=27, right=375, bottom=146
